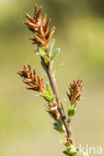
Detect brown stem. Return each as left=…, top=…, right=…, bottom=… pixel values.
left=42, top=59, right=71, bottom=139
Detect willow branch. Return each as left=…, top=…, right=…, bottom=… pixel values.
left=41, top=59, right=72, bottom=139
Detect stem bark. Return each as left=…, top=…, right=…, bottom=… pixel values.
left=42, top=60, right=71, bottom=139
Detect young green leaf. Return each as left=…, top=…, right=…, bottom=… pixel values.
left=68, top=107, right=76, bottom=117
left=39, top=47, right=46, bottom=56
left=46, top=83, right=53, bottom=97
left=41, top=55, right=50, bottom=62
left=40, top=93, right=52, bottom=102
left=47, top=39, right=55, bottom=56
left=53, top=122, right=64, bottom=133
left=38, top=48, right=50, bottom=62
left=51, top=97, right=56, bottom=103
left=50, top=48, right=60, bottom=61
left=53, top=120, right=65, bottom=133
left=63, top=145, right=77, bottom=156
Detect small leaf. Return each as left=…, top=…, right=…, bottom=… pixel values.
left=53, top=120, right=65, bottom=133
left=39, top=47, right=46, bottom=56
left=40, top=93, right=52, bottom=102
left=42, top=55, right=50, bottom=62
left=63, top=150, right=69, bottom=155
left=68, top=107, right=76, bottom=117
left=63, top=142, right=69, bottom=148
left=38, top=48, right=50, bottom=62
left=51, top=48, right=60, bottom=61
left=63, top=145, right=77, bottom=156
left=53, top=122, right=63, bottom=133
left=46, top=83, right=53, bottom=97
left=51, top=97, right=56, bottom=103
left=47, top=39, right=55, bottom=56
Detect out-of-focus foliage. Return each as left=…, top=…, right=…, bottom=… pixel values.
left=0, top=0, right=104, bottom=156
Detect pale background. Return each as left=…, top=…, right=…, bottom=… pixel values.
left=0, top=0, right=104, bottom=155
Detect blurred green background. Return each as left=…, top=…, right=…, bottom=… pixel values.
left=0, top=0, right=104, bottom=155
